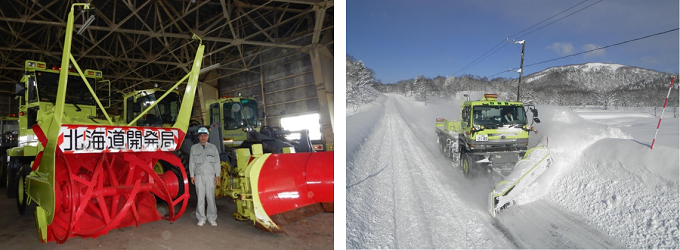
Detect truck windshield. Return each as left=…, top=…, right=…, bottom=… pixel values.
left=2, top=120, right=18, bottom=133
left=156, top=92, right=180, bottom=124
left=126, top=91, right=180, bottom=126
left=223, top=99, right=258, bottom=129
left=29, top=71, right=96, bottom=104
left=473, top=106, right=526, bottom=126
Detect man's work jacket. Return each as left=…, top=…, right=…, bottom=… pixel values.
left=189, top=142, right=221, bottom=178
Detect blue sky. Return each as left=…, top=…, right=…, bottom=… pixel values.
left=347, top=0, right=679, bottom=84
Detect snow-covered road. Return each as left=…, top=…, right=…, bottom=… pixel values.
left=346, top=93, right=678, bottom=249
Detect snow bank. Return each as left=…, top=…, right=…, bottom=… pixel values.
left=517, top=106, right=631, bottom=204
left=520, top=106, right=679, bottom=248
left=346, top=96, right=387, bottom=160
left=550, top=139, right=678, bottom=248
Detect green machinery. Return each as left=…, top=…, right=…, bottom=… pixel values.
left=122, top=88, right=182, bottom=128
left=435, top=93, right=552, bottom=216
left=6, top=3, right=207, bottom=243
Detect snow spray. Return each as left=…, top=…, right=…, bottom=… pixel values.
left=650, top=76, right=675, bottom=149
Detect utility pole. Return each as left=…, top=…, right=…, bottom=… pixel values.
left=508, top=39, right=525, bottom=102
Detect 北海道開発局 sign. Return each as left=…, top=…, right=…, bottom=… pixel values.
left=58, top=125, right=181, bottom=154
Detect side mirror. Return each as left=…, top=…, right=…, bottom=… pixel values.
left=533, top=117, right=541, bottom=123
left=531, top=108, right=538, bottom=117
left=15, top=83, right=25, bottom=96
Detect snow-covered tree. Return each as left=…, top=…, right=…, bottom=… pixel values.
left=346, top=55, right=382, bottom=106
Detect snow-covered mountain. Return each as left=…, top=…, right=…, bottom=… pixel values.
left=518, top=63, right=676, bottom=106
left=523, top=62, right=672, bottom=92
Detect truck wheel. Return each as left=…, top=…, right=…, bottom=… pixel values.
left=439, top=137, right=446, bottom=155
left=16, top=164, right=31, bottom=215
left=0, top=152, right=5, bottom=187
left=0, top=167, right=4, bottom=188
left=6, top=159, right=19, bottom=198
left=462, top=153, right=472, bottom=179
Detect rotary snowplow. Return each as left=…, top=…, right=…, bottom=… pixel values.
left=6, top=3, right=205, bottom=243
left=217, top=142, right=334, bottom=233
left=121, top=92, right=335, bottom=233
left=116, top=54, right=334, bottom=233
left=435, top=94, right=553, bottom=217
left=180, top=96, right=334, bottom=232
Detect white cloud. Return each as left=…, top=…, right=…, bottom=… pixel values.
left=582, top=44, right=605, bottom=58
left=546, top=42, right=573, bottom=56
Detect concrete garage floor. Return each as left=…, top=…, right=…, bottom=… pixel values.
left=0, top=186, right=333, bottom=249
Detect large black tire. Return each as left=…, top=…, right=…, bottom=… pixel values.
left=0, top=167, right=4, bottom=188
left=462, top=153, right=472, bottom=179
left=438, top=137, right=445, bottom=154
left=6, top=159, right=19, bottom=198
left=0, top=152, right=6, bottom=187
left=16, top=164, right=31, bottom=215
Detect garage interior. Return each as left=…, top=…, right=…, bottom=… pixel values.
left=0, top=0, right=333, bottom=248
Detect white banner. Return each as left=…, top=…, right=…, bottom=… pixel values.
left=58, top=126, right=180, bottom=154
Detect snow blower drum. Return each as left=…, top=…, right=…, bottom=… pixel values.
left=29, top=125, right=190, bottom=243
left=230, top=145, right=334, bottom=233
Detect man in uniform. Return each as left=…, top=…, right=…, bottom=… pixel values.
left=503, top=109, right=515, bottom=123
left=189, top=127, right=221, bottom=226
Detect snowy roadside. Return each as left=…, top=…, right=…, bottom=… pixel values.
left=346, top=94, right=679, bottom=248
left=346, top=95, right=386, bottom=160
left=517, top=105, right=679, bottom=248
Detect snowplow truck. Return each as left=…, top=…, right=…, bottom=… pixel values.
left=176, top=96, right=333, bottom=233
left=118, top=71, right=333, bottom=233
left=6, top=3, right=206, bottom=243
left=203, top=96, right=314, bottom=153
left=120, top=88, right=191, bottom=175
left=435, top=93, right=552, bottom=217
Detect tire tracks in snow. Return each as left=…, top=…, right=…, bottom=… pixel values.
left=347, top=95, right=514, bottom=248
left=348, top=94, right=629, bottom=248
left=389, top=95, right=514, bottom=249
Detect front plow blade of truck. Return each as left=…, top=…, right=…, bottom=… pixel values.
left=488, top=145, right=553, bottom=217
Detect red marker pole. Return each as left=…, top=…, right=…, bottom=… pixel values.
left=651, top=76, right=675, bottom=149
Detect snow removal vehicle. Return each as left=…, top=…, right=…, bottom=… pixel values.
left=174, top=96, right=334, bottom=233
left=202, top=96, right=317, bottom=153
left=6, top=3, right=206, bottom=243
left=120, top=92, right=334, bottom=233
left=434, top=93, right=553, bottom=217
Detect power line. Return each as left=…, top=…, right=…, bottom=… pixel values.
left=507, top=0, right=593, bottom=41
left=491, top=28, right=680, bottom=77
left=517, top=0, right=603, bottom=38
left=527, top=28, right=679, bottom=67
left=453, top=0, right=600, bottom=75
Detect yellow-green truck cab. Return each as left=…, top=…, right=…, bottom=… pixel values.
left=206, top=96, right=261, bottom=147
left=435, top=94, right=540, bottom=177
left=5, top=60, right=108, bottom=197
left=123, top=88, right=182, bottom=127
